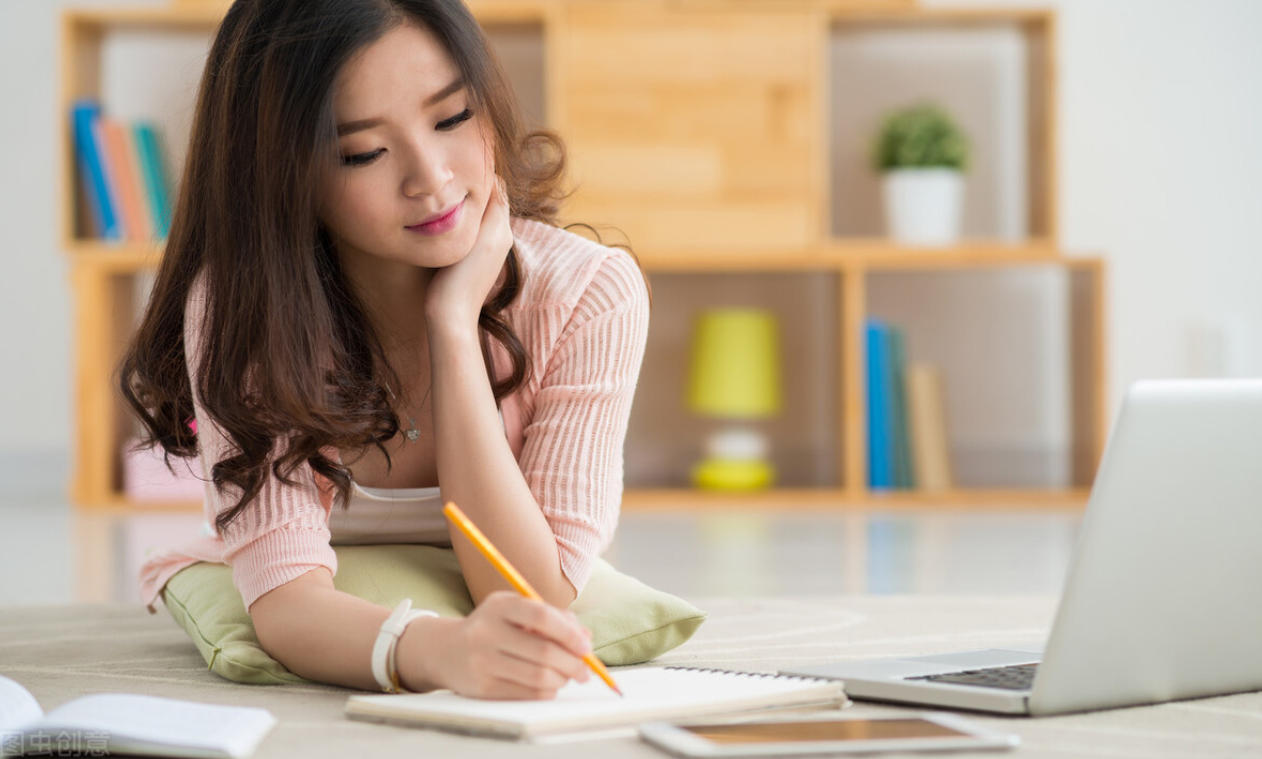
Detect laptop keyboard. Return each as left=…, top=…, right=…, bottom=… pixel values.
left=907, top=663, right=1039, bottom=691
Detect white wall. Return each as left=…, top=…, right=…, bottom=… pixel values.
left=2, top=0, right=1260, bottom=496
left=1053, top=0, right=1262, bottom=391
left=0, top=0, right=162, bottom=497
left=940, top=0, right=1262, bottom=388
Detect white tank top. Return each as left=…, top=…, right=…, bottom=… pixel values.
left=327, top=482, right=451, bottom=546
left=200, top=414, right=505, bottom=546
left=328, top=410, right=508, bottom=546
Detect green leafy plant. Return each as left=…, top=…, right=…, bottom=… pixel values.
left=872, top=103, right=970, bottom=171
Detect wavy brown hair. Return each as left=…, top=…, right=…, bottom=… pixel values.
left=119, top=0, right=571, bottom=533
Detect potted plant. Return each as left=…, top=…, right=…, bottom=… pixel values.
left=872, top=103, right=970, bottom=246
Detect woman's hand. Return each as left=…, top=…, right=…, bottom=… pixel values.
left=424, top=178, right=513, bottom=331
left=399, top=591, right=594, bottom=699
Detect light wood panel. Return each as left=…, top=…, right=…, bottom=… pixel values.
left=1069, top=258, right=1107, bottom=487
left=623, top=488, right=1091, bottom=511
left=70, top=265, right=138, bottom=504
left=554, top=0, right=822, bottom=251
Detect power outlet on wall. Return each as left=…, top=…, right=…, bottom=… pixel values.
left=1187, top=317, right=1252, bottom=378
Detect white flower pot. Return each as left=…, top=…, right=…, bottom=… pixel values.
left=882, top=168, right=965, bottom=246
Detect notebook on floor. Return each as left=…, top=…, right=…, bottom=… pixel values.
left=782, top=379, right=1262, bottom=716
left=345, top=666, right=847, bottom=739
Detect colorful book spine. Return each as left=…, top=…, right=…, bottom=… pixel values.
left=907, top=363, right=955, bottom=490
left=70, top=100, right=121, bottom=241
left=866, top=319, right=894, bottom=489
left=888, top=326, right=915, bottom=489
left=101, top=117, right=153, bottom=242
left=89, top=116, right=128, bottom=241
left=134, top=122, right=173, bottom=239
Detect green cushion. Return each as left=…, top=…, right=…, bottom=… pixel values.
left=160, top=545, right=707, bottom=685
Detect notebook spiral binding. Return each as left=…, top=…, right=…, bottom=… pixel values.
left=665, top=666, right=835, bottom=684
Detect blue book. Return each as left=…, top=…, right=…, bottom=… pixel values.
left=866, top=319, right=895, bottom=489
left=134, top=122, right=172, bottom=239
left=70, top=100, right=121, bottom=241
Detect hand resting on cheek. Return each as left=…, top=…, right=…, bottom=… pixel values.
left=424, top=177, right=513, bottom=330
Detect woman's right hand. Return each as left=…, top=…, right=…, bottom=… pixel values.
left=398, top=591, right=593, bottom=699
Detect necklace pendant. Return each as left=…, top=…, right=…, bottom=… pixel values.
left=405, top=428, right=421, bottom=443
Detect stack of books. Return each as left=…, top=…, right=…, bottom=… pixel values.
left=70, top=99, right=173, bottom=244
left=865, top=318, right=955, bottom=492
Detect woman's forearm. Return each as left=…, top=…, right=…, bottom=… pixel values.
left=249, top=568, right=586, bottom=697
left=427, top=321, right=576, bottom=607
left=248, top=568, right=443, bottom=691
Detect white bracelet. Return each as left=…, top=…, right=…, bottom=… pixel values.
left=371, top=599, right=439, bottom=693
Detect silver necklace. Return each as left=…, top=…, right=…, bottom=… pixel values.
left=384, top=381, right=431, bottom=443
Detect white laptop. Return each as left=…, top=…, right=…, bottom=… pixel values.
left=782, top=379, right=1262, bottom=716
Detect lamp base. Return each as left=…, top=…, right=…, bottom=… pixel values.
left=691, top=458, right=776, bottom=491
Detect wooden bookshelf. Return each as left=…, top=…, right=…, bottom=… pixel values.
left=60, top=0, right=1103, bottom=512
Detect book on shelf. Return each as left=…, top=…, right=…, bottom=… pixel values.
left=888, top=326, right=914, bottom=489
left=99, top=117, right=152, bottom=243
left=866, top=319, right=916, bottom=490
left=867, top=321, right=954, bottom=492
left=0, top=675, right=275, bottom=759
left=866, top=319, right=895, bottom=489
left=135, top=123, right=174, bottom=239
left=345, top=666, right=848, bottom=740
left=69, top=100, right=174, bottom=245
left=69, top=100, right=121, bottom=241
left=906, top=362, right=956, bottom=490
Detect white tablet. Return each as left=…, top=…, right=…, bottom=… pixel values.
left=639, top=712, right=1019, bottom=757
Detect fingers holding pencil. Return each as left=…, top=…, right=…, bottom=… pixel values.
left=439, top=591, right=593, bottom=700
left=443, top=502, right=624, bottom=697
left=496, top=593, right=595, bottom=685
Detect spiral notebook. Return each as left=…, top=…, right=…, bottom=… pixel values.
left=345, top=667, right=847, bottom=739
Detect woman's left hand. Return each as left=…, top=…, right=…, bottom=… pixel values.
left=424, top=177, right=513, bottom=331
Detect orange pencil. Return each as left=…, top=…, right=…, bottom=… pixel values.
left=442, top=502, right=624, bottom=697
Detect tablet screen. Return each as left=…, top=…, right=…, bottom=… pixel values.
left=681, top=718, right=969, bottom=744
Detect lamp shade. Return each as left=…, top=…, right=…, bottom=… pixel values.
left=688, top=309, right=782, bottom=419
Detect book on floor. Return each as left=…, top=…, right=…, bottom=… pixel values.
left=345, top=666, right=848, bottom=740
left=0, top=675, right=275, bottom=759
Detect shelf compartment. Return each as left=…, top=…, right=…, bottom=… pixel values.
left=826, top=9, right=1055, bottom=244
left=625, top=271, right=841, bottom=490
left=62, top=8, right=547, bottom=247
left=865, top=263, right=1103, bottom=491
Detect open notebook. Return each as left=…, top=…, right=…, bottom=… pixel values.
left=345, top=667, right=847, bottom=739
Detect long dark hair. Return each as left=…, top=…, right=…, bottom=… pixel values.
left=119, top=0, right=568, bottom=533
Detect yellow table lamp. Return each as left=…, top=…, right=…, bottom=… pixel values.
left=688, top=309, right=783, bottom=490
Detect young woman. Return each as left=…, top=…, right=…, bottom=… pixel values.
left=123, top=0, right=649, bottom=699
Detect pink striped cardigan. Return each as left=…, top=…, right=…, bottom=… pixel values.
left=138, top=218, right=650, bottom=610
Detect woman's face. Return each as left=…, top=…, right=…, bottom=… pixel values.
left=319, top=21, right=495, bottom=272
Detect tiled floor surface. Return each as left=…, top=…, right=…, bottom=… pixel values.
left=1, top=499, right=1079, bottom=605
